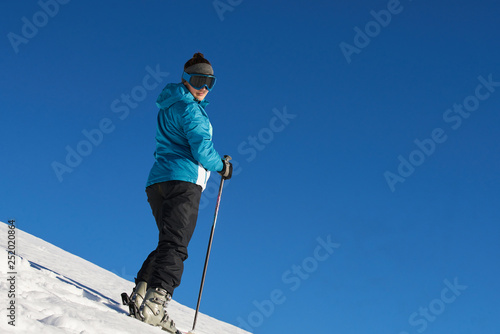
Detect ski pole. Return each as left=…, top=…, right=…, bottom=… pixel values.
left=191, top=156, right=231, bottom=332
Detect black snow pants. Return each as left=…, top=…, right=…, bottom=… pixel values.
left=136, top=180, right=202, bottom=295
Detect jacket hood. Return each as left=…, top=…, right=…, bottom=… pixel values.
left=156, top=83, right=209, bottom=110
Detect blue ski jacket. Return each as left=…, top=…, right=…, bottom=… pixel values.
left=146, top=83, right=223, bottom=190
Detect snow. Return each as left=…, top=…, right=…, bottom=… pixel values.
left=0, top=221, right=251, bottom=334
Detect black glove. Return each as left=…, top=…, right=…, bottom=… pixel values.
left=218, top=156, right=233, bottom=180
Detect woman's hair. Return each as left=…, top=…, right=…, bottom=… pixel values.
left=184, top=52, right=211, bottom=70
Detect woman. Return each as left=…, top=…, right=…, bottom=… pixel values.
left=128, top=52, right=232, bottom=333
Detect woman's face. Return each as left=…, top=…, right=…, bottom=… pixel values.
left=185, top=82, right=209, bottom=101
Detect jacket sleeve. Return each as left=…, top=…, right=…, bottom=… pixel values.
left=182, top=105, right=224, bottom=172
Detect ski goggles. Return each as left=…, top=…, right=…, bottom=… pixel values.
left=182, top=72, right=217, bottom=91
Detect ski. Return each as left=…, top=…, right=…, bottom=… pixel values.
left=121, top=292, right=142, bottom=320
left=121, top=292, right=183, bottom=334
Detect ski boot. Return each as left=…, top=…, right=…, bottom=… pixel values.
left=140, top=287, right=179, bottom=334
left=121, top=281, right=147, bottom=320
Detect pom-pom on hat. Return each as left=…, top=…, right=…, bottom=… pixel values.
left=183, top=52, right=214, bottom=75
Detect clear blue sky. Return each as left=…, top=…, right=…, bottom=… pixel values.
left=1, top=1, right=499, bottom=333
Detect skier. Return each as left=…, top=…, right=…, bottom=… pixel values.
left=127, top=52, right=233, bottom=333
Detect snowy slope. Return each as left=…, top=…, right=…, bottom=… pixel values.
left=0, top=221, right=251, bottom=334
